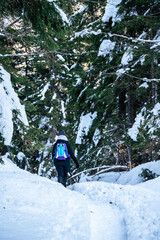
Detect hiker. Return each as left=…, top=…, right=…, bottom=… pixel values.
left=52, top=131, right=79, bottom=187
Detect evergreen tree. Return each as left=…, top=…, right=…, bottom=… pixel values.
left=0, top=0, right=69, bottom=173
left=64, top=0, right=160, bottom=170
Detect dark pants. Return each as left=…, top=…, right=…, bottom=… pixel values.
left=55, top=164, right=70, bottom=187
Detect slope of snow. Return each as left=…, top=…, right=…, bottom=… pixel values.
left=88, top=200, right=126, bottom=240
left=1, top=156, right=160, bottom=240
left=72, top=181, right=160, bottom=240
left=117, top=160, right=160, bottom=185
left=139, top=176, right=160, bottom=192
left=92, top=160, right=160, bottom=185
left=0, top=155, right=90, bottom=240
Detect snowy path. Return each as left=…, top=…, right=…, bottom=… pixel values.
left=1, top=157, right=160, bottom=240
left=72, top=181, right=160, bottom=240
left=89, top=201, right=126, bottom=240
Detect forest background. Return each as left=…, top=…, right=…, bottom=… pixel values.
left=0, top=0, right=160, bottom=179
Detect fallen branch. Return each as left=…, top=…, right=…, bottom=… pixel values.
left=92, top=165, right=128, bottom=177
left=68, top=165, right=128, bottom=183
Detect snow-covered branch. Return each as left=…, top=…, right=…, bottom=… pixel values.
left=0, top=53, right=36, bottom=57
left=109, top=33, right=160, bottom=44
left=0, top=50, right=89, bottom=57
left=68, top=165, right=128, bottom=183
left=103, top=71, right=160, bottom=82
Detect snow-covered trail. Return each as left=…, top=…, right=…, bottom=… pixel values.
left=0, top=158, right=90, bottom=240
left=1, top=157, right=160, bottom=240
left=89, top=201, right=126, bottom=240
left=72, top=181, right=160, bottom=240
left=0, top=158, right=126, bottom=240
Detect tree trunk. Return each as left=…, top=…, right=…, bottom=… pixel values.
left=149, top=11, right=158, bottom=106
left=151, top=60, right=158, bottom=105
left=119, top=90, right=126, bottom=118
left=127, top=83, right=136, bottom=125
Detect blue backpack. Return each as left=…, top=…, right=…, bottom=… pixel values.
left=55, top=142, right=70, bottom=160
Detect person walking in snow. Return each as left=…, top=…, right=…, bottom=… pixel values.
left=52, top=131, right=79, bottom=187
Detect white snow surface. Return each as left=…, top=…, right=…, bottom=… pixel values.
left=1, top=156, right=160, bottom=240
left=92, top=128, right=101, bottom=146
left=0, top=156, right=90, bottom=240
left=72, top=180, right=160, bottom=240
left=0, top=65, right=28, bottom=145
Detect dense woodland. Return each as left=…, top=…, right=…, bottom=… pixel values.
left=0, top=0, right=160, bottom=178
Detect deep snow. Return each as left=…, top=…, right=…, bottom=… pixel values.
left=0, top=156, right=90, bottom=240
left=1, top=156, right=160, bottom=240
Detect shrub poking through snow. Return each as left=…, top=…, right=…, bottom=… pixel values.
left=139, top=168, right=159, bottom=182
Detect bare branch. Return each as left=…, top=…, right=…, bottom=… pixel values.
left=5, top=16, right=23, bottom=29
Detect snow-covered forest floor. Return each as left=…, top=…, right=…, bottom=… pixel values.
left=1, top=155, right=160, bottom=240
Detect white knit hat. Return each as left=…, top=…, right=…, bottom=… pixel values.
left=57, top=134, right=68, bottom=141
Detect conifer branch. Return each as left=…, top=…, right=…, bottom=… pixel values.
left=103, top=71, right=160, bottom=82
left=108, top=33, right=160, bottom=44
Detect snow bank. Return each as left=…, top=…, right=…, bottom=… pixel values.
left=1, top=156, right=160, bottom=240
left=117, top=160, right=160, bottom=185
left=73, top=181, right=160, bottom=240
left=91, top=160, right=160, bottom=185
left=140, top=176, right=160, bottom=193
left=0, top=65, right=28, bottom=145
left=0, top=156, right=90, bottom=240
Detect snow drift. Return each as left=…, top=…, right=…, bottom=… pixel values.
left=0, top=155, right=90, bottom=240
left=1, top=155, right=160, bottom=240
